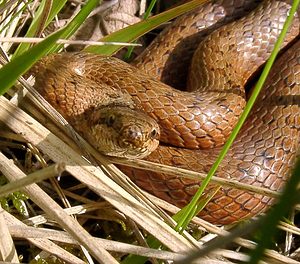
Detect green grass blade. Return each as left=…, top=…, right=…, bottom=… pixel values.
left=175, top=0, right=300, bottom=232
left=143, top=0, right=157, bottom=19
left=174, top=187, right=220, bottom=232
left=84, top=0, right=209, bottom=55
left=123, top=0, right=157, bottom=61
left=0, top=28, right=65, bottom=95
left=121, top=236, right=161, bottom=264
left=47, top=0, right=100, bottom=54
left=248, top=158, right=300, bottom=263
left=12, top=0, right=67, bottom=58
left=0, top=0, right=101, bottom=95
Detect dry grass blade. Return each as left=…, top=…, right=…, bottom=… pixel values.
left=0, top=207, right=18, bottom=263
left=111, top=157, right=281, bottom=199
left=6, top=219, right=184, bottom=261
left=3, top=210, right=87, bottom=264
left=0, top=96, right=195, bottom=253
left=0, top=0, right=27, bottom=52
left=0, top=0, right=299, bottom=263
left=0, top=37, right=142, bottom=46
left=279, top=221, right=300, bottom=236
left=12, top=81, right=202, bottom=247
left=0, top=163, right=65, bottom=197
left=149, top=194, right=299, bottom=264
left=0, top=151, right=118, bottom=264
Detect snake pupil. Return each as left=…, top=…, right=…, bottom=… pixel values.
left=150, top=128, right=158, bottom=139
left=106, top=114, right=115, bottom=127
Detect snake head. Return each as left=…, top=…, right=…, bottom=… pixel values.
left=86, top=105, right=160, bottom=159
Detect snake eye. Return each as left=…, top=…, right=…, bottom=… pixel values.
left=106, top=114, right=115, bottom=127
left=150, top=128, right=158, bottom=139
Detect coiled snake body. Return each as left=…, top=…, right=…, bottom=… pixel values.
left=32, top=0, right=300, bottom=224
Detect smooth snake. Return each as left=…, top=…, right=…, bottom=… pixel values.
left=31, top=0, right=300, bottom=224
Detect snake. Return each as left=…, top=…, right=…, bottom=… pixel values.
left=30, top=0, right=300, bottom=224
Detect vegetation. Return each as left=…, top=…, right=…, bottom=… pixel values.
left=0, top=0, right=299, bottom=263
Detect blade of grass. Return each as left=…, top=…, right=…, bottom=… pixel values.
left=175, top=0, right=300, bottom=233
left=175, top=156, right=300, bottom=264
left=174, top=187, right=221, bottom=232
left=0, top=0, right=20, bottom=14
left=84, top=0, right=209, bottom=55
left=248, top=159, right=300, bottom=263
left=33, top=0, right=53, bottom=38
left=123, top=1, right=299, bottom=262
left=47, top=0, right=101, bottom=54
left=12, top=0, right=67, bottom=58
left=123, top=0, right=157, bottom=61
left=0, top=0, right=101, bottom=95
left=0, top=28, right=65, bottom=95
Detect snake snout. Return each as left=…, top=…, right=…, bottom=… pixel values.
left=119, top=121, right=160, bottom=155
left=120, top=124, right=159, bottom=145
left=121, top=125, right=144, bottom=145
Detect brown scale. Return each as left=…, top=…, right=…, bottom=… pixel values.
left=32, top=0, right=300, bottom=224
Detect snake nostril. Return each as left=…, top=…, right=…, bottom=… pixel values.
left=125, top=127, right=143, bottom=142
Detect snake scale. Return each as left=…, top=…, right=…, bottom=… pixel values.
left=31, top=0, right=300, bottom=224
